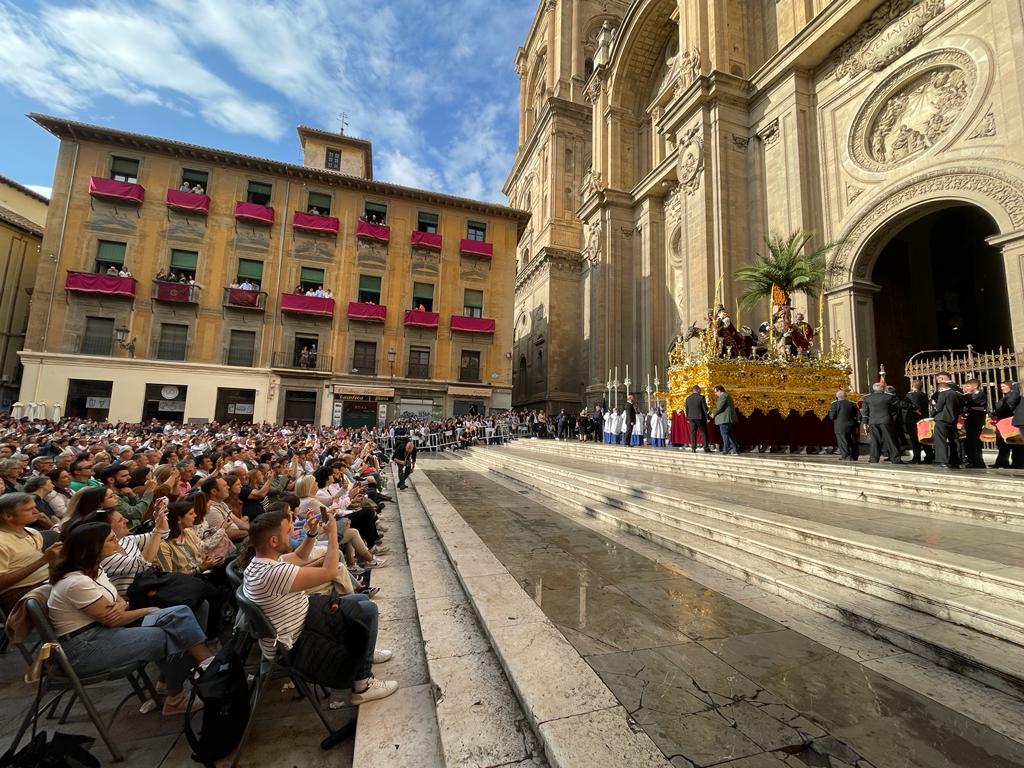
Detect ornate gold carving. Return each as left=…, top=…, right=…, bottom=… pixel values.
left=850, top=49, right=976, bottom=172
left=833, top=0, right=945, bottom=81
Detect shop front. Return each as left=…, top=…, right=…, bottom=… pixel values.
left=448, top=385, right=490, bottom=417
left=332, top=385, right=394, bottom=428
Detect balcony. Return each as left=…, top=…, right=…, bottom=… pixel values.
left=165, top=188, right=209, bottom=214
left=458, top=369, right=481, bottom=383
left=271, top=351, right=334, bottom=373
left=280, top=293, right=335, bottom=318
left=356, top=219, right=390, bottom=243
left=410, top=231, right=442, bottom=251
left=89, top=176, right=144, bottom=205
left=347, top=302, right=386, bottom=323
left=406, top=363, right=431, bottom=380
left=450, top=315, right=496, bottom=334
left=293, top=211, right=339, bottom=235
left=223, top=287, right=267, bottom=311
left=459, top=239, right=493, bottom=259
left=65, top=271, right=137, bottom=299
left=403, top=309, right=439, bottom=329
left=234, top=201, right=275, bottom=225
left=152, top=280, right=200, bottom=304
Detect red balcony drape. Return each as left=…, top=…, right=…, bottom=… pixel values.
left=356, top=219, right=390, bottom=243
left=280, top=293, right=334, bottom=316
left=65, top=271, right=137, bottom=297
left=293, top=211, right=340, bottom=234
left=89, top=177, right=144, bottom=205
left=347, top=302, right=387, bottom=322
left=404, top=309, right=440, bottom=328
left=459, top=239, right=493, bottom=258
left=165, top=188, right=209, bottom=214
left=450, top=315, right=495, bottom=333
left=234, top=201, right=275, bottom=225
left=410, top=231, right=443, bottom=251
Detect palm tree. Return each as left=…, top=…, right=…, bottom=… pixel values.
left=735, top=230, right=845, bottom=309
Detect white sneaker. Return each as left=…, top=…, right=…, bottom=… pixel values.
left=365, top=558, right=388, bottom=568
left=373, top=545, right=391, bottom=555
left=350, top=678, right=398, bottom=705
left=373, top=648, right=393, bottom=664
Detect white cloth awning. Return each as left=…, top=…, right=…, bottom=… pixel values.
left=448, top=386, right=490, bottom=398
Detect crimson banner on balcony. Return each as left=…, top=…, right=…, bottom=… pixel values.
left=88, top=177, right=144, bottom=204
left=165, top=188, right=210, bottom=214
left=356, top=219, right=390, bottom=242
left=450, top=315, right=495, bottom=333
left=226, top=288, right=260, bottom=307
left=347, top=302, right=387, bottom=322
left=459, top=239, right=493, bottom=258
left=410, top=231, right=442, bottom=251
left=404, top=309, right=440, bottom=328
left=293, top=211, right=340, bottom=234
left=281, top=293, right=334, bottom=316
left=234, top=201, right=275, bottom=225
left=154, top=281, right=194, bottom=302
left=65, top=271, right=136, bottom=298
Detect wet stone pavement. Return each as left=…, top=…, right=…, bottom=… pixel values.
left=426, top=469, right=1024, bottom=768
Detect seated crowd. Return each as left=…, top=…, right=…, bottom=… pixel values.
left=0, top=420, right=408, bottom=737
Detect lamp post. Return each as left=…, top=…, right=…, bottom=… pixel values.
left=114, top=325, right=136, bottom=358
left=605, top=374, right=612, bottom=410
left=654, top=374, right=661, bottom=411
left=386, top=347, right=397, bottom=423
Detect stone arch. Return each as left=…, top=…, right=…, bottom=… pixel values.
left=607, top=0, right=677, bottom=114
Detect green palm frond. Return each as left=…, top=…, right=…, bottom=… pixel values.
left=734, top=229, right=846, bottom=309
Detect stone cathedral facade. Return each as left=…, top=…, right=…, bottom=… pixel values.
left=506, top=0, right=1024, bottom=412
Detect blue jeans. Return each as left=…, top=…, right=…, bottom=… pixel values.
left=719, top=423, right=738, bottom=454
left=60, top=605, right=205, bottom=689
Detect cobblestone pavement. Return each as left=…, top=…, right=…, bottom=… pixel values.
left=426, top=469, right=1024, bottom=768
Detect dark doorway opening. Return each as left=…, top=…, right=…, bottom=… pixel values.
left=282, top=390, right=317, bottom=424
left=870, top=205, right=1011, bottom=390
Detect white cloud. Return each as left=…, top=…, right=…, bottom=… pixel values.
left=27, top=186, right=52, bottom=199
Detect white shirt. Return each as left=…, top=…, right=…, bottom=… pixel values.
left=243, top=557, right=308, bottom=657
left=48, top=570, right=119, bottom=636
left=100, top=531, right=164, bottom=596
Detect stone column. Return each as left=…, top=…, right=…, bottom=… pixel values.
left=635, top=197, right=665, bottom=387
left=826, top=279, right=881, bottom=392
left=989, top=230, right=1024, bottom=376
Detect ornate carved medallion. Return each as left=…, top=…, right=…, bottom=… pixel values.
left=849, top=49, right=976, bottom=172
left=833, top=0, right=945, bottom=81
left=676, top=127, right=703, bottom=195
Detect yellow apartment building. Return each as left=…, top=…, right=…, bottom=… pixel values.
left=19, top=115, right=527, bottom=426
left=0, top=175, right=47, bottom=411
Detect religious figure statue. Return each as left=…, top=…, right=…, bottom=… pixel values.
left=595, top=22, right=614, bottom=67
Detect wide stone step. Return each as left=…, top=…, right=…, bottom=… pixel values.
left=510, top=441, right=1024, bottom=525
left=462, top=452, right=1024, bottom=702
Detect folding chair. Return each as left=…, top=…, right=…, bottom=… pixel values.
left=225, top=558, right=243, bottom=591
left=7, top=597, right=159, bottom=762
left=230, top=588, right=355, bottom=767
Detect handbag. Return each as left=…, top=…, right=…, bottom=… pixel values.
left=126, top=567, right=213, bottom=611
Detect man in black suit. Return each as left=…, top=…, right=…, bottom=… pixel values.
left=827, top=390, right=860, bottom=460
left=905, top=380, right=932, bottom=464
left=624, top=395, right=638, bottom=447
left=684, top=386, right=711, bottom=453
left=860, top=383, right=903, bottom=464
left=961, top=379, right=987, bottom=468
left=932, top=374, right=965, bottom=469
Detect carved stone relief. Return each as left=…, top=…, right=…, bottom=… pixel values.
left=582, top=219, right=603, bottom=263
left=292, top=233, right=336, bottom=262
left=967, top=109, right=996, bottom=140
left=833, top=0, right=945, bottom=81
left=165, top=211, right=206, bottom=242
left=758, top=119, right=780, bottom=148
left=410, top=248, right=441, bottom=276
left=356, top=239, right=387, bottom=268
left=676, top=127, right=703, bottom=196
left=849, top=50, right=977, bottom=172
left=85, top=200, right=139, bottom=235
left=581, top=163, right=603, bottom=201
left=232, top=223, right=271, bottom=251
left=459, top=254, right=491, bottom=280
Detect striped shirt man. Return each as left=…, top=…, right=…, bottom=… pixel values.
left=243, top=557, right=308, bottom=657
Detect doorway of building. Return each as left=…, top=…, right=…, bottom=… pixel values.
left=870, top=205, right=1012, bottom=390
left=282, top=390, right=317, bottom=423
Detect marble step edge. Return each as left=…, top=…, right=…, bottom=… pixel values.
left=408, top=472, right=675, bottom=768
left=467, top=457, right=1024, bottom=703
left=514, top=441, right=1024, bottom=496
left=474, top=449, right=1024, bottom=605
left=468, top=453, right=1024, bottom=647
left=507, top=443, right=1024, bottom=516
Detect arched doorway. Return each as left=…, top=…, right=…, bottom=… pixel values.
left=869, top=204, right=1012, bottom=386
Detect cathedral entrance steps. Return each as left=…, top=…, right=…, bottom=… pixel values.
left=507, top=440, right=1024, bottom=525
left=460, top=448, right=1024, bottom=701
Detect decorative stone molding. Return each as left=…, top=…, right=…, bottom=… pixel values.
left=582, top=219, right=603, bottom=263
left=757, top=118, right=780, bottom=148
left=836, top=167, right=1024, bottom=278
left=514, top=248, right=582, bottom=293
left=846, top=183, right=865, bottom=204
left=676, top=126, right=703, bottom=196
left=664, top=183, right=682, bottom=223
left=584, top=72, right=603, bottom=105
left=356, top=239, right=387, bottom=267
left=732, top=134, right=750, bottom=151
left=849, top=49, right=976, bottom=172
left=833, top=0, right=946, bottom=81
left=967, top=109, right=996, bottom=139
left=580, top=163, right=603, bottom=201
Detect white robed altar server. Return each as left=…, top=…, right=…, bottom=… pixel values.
left=603, top=409, right=613, bottom=443
left=650, top=408, right=668, bottom=447
left=631, top=412, right=645, bottom=446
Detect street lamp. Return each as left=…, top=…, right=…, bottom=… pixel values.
left=114, top=325, right=136, bottom=358
left=387, top=347, right=396, bottom=385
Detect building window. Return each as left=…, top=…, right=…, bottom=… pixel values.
left=463, top=289, right=483, bottom=318
left=95, top=240, right=126, bottom=274
left=358, top=275, right=382, bottom=303
left=417, top=212, right=438, bottom=233
left=407, top=347, right=430, bottom=379
left=157, top=323, right=188, bottom=361
left=169, top=249, right=198, bottom=280
left=325, top=148, right=341, bottom=171
left=364, top=201, right=387, bottom=225
left=181, top=168, right=208, bottom=192
left=352, top=341, right=377, bottom=374
left=247, top=181, right=272, bottom=206
left=459, top=351, right=481, bottom=383
left=467, top=220, right=487, bottom=242
left=236, top=258, right=263, bottom=287
left=215, top=388, right=256, bottom=423
left=110, top=157, right=139, bottom=184
left=307, top=192, right=332, bottom=216
left=292, top=335, right=319, bottom=368
left=412, top=282, right=434, bottom=311
left=143, top=383, right=187, bottom=423
left=226, top=330, right=256, bottom=367
left=66, top=379, right=112, bottom=420
left=80, top=317, right=114, bottom=356
left=299, top=267, right=325, bottom=292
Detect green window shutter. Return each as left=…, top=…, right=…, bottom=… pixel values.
left=464, top=289, right=483, bottom=309
left=170, top=250, right=198, bottom=271
left=97, top=241, right=126, bottom=265
left=308, top=192, right=332, bottom=211
left=301, top=267, right=325, bottom=284
left=413, top=282, right=434, bottom=300
left=110, top=157, right=139, bottom=177
left=237, top=259, right=263, bottom=280
left=358, top=275, right=382, bottom=292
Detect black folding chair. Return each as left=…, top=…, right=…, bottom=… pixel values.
left=7, top=597, right=159, bottom=762
left=225, top=558, right=243, bottom=591
left=230, top=587, right=354, bottom=767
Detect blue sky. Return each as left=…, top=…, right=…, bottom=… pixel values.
left=0, top=0, right=536, bottom=203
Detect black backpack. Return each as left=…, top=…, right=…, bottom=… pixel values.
left=184, top=634, right=251, bottom=766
